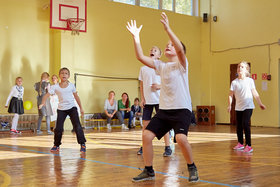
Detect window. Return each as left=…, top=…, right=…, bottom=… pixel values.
left=162, top=0, right=173, bottom=11
left=140, top=0, right=158, bottom=9
left=113, top=0, right=134, bottom=5
left=112, top=0, right=195, bottom=16
left=176, top=0, right=192, bottom=15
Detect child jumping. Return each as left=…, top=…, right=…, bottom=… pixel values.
left=39, top=67, right=86, bottom=153
left=126, top=12, right=199, bottom=182
left=228, top=61, right=266, bottom=153
left=34, top=72, right=53, bottom=135
left=5, top=77, right=24, bottom=134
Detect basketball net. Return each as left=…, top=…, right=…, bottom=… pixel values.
left=67, top=18, right=85, bottom=35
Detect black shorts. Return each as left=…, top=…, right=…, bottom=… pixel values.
left=146, top=109, right=191, bottom=140
left=142, top=104, right=159, bottom=120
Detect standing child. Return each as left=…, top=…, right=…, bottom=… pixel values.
left=228, top=61, right=266, bottom=153
left=131, top=98, right=143, bottom=127
left=50, top=74, right=59, bottom=123
left=137, top=46, right=172, bottom=157
left=5, top=77, right=24, bottom=134
left=39, top=67, right=86, bottom=153
left=34, top=72, right=53, bottom=135
left=126, top=12, right=199, bottom=182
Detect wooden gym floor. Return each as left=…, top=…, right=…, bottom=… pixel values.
left=0, top=125, right=280, bottom=187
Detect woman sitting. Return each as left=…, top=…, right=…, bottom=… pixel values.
left=103, top=91, right=124, bottom=130
left=118, top=92, right=133, bottom=129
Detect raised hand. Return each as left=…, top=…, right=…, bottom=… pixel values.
left=160, top=12, right=170, bottom=31
left=126, top=20, right=143, bottom=37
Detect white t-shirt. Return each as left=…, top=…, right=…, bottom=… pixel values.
left=138, top=66, right=161, bottom=104
left=154, top=59, right=192, bottom=111
left=49, top=83, right=77, bottom=110
left=230, top=77, right=255, bottom=111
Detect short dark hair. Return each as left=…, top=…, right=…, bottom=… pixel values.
left=59, top=67, right=70, bottom=75
left=134, top=97, right=139, bottom=102
left=181, top=41, right=186, bottom=54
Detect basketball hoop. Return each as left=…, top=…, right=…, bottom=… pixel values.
left=67, top=18, right=85, bottom=35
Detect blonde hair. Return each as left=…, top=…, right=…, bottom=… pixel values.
left=238, top=61, right=250, bottom=77
left=51, top=74, right=59, bottom=84
left=15, top=77, right=23, bottom=85
left=39, top=72, right=49, bottom=96
left=152, top=46, right=162, bottom=55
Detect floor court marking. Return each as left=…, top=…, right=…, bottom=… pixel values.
left=0, top=144, right=239, bottom=187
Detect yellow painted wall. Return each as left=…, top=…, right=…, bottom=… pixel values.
left=0, top=0, right=50, bottom=114
left=0, top=0, right=201, bottom=129
left=1, top=0, right=279, bottom=128
left=200, top=0, right=280, bottom=127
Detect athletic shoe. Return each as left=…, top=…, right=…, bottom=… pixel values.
left=37, top=130, right=43, bottom=134
left=233, top=143, right=244, bottom=150
left=10, top=129, right=21, bottom=134
left=47, top=131, right=54, bottom=135
left=188, top=166, right=199, bottom=183
left=132, top=168, right=155, bottom=182
left=122, top=124, right=129, bottom=130
left=50, top=146, right=60, bottom=152
left=163, top=146, right=172, bottom=157
left=243, top=145, right=253, bottom=153
left=80, top=144, right=86, bottom=153
left=1, top=122, right=9, bottom=127
left=107, top=124, right=111, bottom=130
left=137, top=147, right=143, bottom=155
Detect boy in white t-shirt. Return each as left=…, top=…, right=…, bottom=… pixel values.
left=137, top=46, right=172, bottom=157
left=126, top=13, right=198, bottom=183
left=228, top=61, right=266, bottom=153
left=40, top=67, right=86, bottom=153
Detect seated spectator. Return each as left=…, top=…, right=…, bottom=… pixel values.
left=118, top=92, right=133, bottom=129
left=103, top=91, right=125, bottom=130
left=131, top=98, right=143, bottom=127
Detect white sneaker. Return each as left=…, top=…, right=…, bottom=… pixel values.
left=122, top=124, right=129, bottom=130
left=107, top=124, right=111, bottom=130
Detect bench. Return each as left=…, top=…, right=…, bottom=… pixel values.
left=83, top=113, right=130, bottom=129
left=0, top=114, right=38, bottom=132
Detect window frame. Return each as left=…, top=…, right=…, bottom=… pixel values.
left=112, top=0, right=198, bottom=16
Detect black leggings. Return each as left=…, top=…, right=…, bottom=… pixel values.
left=236, top=109, right=253, bottom=146
left=54, top=107, right=86, bottom=146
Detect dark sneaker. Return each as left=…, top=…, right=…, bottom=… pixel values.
left=188, top=166, right=199, bottom=183
left=80, top=144, right=86, bottom=153
left=137, top=147, right=143, bottom=155
left=163, top=146, right=172, bottom=157
left=132, top=168, right=155, bottom=182
left=50, top=146, right=60, bottom=152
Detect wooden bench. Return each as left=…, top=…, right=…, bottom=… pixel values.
left=0, top=114, right=38, bottom=132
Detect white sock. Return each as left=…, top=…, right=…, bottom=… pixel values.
left=11, top=114, right=19, bottom=130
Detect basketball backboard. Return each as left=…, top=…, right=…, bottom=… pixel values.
left=50, top=0, right=87, bottom=32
